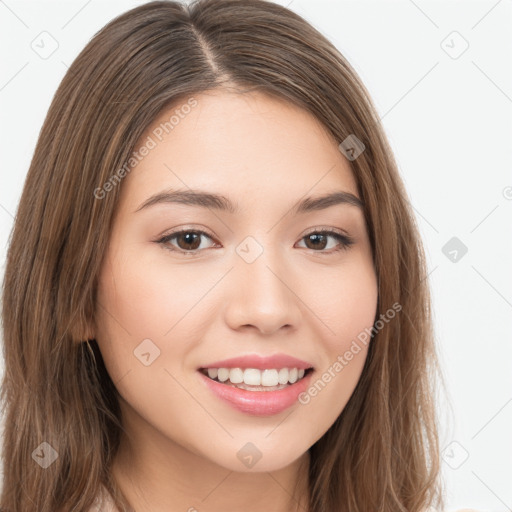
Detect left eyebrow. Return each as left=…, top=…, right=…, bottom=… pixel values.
left=133, top=188, right=364, bottom=214
left=292, top=190, right=364, bottom=214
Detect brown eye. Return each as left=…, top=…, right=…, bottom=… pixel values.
left=157, top=230, right=216, bottom=253
left=174, top=231, right=202, bottom=250
left=297, top=230, right=354, bottom=253
left=303, top=233, right=328, bottom=250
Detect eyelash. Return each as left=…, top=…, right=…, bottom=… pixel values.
left=155, top=228, right=354, bottom=256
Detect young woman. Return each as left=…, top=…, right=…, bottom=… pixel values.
left=1, top=1, right=449, bottom=510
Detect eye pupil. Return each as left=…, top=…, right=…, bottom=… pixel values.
left=177, top=232, right=201, bottom=250
left=305, top=233, right=327, bottom=250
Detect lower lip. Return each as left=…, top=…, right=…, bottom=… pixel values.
left=198, top=370, right=313, bottom=416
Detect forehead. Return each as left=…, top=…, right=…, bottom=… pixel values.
left=118, top=89, right=359, bottom=212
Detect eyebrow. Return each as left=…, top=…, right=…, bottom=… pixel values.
left=134, top=188, right=364, bottom=215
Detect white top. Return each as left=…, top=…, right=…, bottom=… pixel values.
left=87, top=485, right=118, bottom=512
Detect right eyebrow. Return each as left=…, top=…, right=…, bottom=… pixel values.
left=134, top=189, right=239, bottom=214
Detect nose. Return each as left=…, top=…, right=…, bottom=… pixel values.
left=223, top=243, right=303, bottom=335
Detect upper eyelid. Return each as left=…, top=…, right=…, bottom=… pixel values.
left=158, top=226, right=350, bottom=241
left=160, top=223, right=351, bottom=236
left=159, top=227, right=217, bottom=243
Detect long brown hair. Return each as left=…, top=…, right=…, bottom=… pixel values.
left=1, top=1, right=447, bottom=510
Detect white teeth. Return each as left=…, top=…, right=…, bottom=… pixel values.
left=202, top=367, right=310, bottom=387
left=217, top=368, right=230, bottom=382
left=243, top=368, right=261, bottom=386
left=278, top=368, right=289, bottom=385
left=261, top=369, right=279, bottom=387
left=229, top=368, right=244, bottom=384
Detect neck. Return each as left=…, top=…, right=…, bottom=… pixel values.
left=110, top=401, right=311, bottom=512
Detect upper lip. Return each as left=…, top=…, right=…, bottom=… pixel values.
left=198, top=353, right=314, bottom=370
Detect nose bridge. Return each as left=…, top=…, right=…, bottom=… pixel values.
left=227, top=233, right=301, bottom=332
left=236, top=234, right=287, bottom=296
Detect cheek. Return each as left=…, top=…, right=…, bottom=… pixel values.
left=308, top=254, right=378, bottom=350
left=298, top=256, right=377, bottom=426
left=94, top=249, right=223, bottom=381
left=96, top=247, right=205, bottom=336
left=93, top=253, right=205, bottom=426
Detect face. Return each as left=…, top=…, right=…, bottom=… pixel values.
left=94, top=89, right=378, bottom=474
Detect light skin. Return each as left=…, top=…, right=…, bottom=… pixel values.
left=91, top=89, right=378, bottom=512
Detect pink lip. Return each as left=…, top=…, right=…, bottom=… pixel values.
left=198, top=370, right=313, bottom=416
left=198, top=353, right=314, bottom=370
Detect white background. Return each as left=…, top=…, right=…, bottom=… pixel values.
left=1, top=1, right=511, bottom=510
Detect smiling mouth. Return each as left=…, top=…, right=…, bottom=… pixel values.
left=199, top=367, right=314, bottom=392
